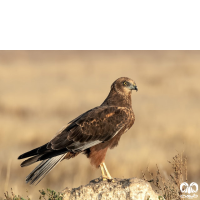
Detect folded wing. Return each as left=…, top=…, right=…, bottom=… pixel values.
left=50, top=106, right=130, bottom=151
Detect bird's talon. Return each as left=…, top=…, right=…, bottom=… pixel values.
left=102, top=176, right=108, bottom=181
left=107, top=178, right=114, bottom=182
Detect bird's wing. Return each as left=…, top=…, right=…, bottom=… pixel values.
left=49, top=106, right=131, bottom=151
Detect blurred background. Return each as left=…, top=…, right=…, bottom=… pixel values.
left=0, top=51, right=200, bottom=199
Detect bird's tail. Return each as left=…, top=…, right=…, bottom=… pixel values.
left=26, top=153, right=67, bottom=185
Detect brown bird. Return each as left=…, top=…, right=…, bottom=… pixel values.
left=18, top=77, right=138, bottom=185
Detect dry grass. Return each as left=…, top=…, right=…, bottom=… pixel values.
left=142, top=153, right=188, bottom=200
left=0, top=51, right=200, bottom=199
left=2, top=188, right=62, bottom=200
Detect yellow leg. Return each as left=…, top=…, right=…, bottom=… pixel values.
left=102, top=162, right=113, bottom=180
left=100, top=163, right=108, bottom=181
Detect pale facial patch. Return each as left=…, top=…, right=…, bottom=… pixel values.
left=123, top=87, right=131, bottom=94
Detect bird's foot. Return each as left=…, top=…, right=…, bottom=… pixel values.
left=101, top=175, right=114, bottom=182
left=108, top=177, right=115, bottom=182
left=100, top=162, right=115, bottom=182
left=102, top=176, right=108, bottom=181
left=110, top=178, right=115, bottom=183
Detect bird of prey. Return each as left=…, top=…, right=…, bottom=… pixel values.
left=18, top=77, right=138, bottom=185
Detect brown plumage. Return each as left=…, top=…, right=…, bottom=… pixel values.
left=18, top=77, right=138, bottom=184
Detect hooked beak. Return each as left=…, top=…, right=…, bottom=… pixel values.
left=130, top=84, right=138, bottom=92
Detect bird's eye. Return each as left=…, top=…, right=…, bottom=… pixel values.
left=123, top=81, right=127, bottom=86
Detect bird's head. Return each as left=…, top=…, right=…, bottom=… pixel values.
left=112, top=77, right=138, bottom=95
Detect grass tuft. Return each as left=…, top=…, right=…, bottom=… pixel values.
left=3, top=188, right=29, bottom=200
left=142, top=153, right=187, bottom=200
left=39, top=189, right=63, bottom=200
left=2, top=188, right=63, bottom=200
